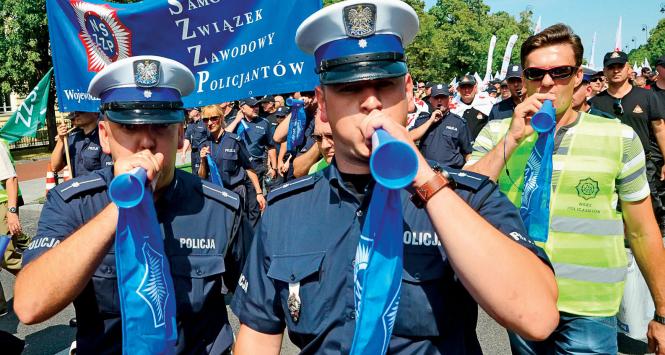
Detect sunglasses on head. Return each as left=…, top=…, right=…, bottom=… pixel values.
left=523, top=66, right=578, bottom=81
left=202, top=116, right=221, bottom=123
left=311, top=133, right=333, bottom=143
left=613, top=99, right=624, bottom=117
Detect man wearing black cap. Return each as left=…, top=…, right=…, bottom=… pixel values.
left=652, top=56, right=665, bottom=94
left=451, top=75, right=493, bottom=142
left=15, top=56, right=243, bottom=354
left=591, top=51, right=665, bottom=233
left=232, top=1, right=558, bottom=353
left=409, top=83, right=473, bottom=169
left=572, top=68, right=614, bottom=118
left=488, top=64, right=525, bottom=123
left=588, top=71, right=606, bottom=98
left=227, top=97, right=277, bottom=186
left=181, top=107, right=208, bottom=171
left=51, top=111, right=112, bottom=177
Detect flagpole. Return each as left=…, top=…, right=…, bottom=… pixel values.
left=61, top=123, right=75, bottom=177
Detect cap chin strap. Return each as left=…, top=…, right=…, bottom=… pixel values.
left=101, top=101, right=184, bottom=112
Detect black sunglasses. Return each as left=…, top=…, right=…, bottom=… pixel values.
left=202, top=116, right=221, bottom=122
left=523, top=66, right=578, bottom=81
left=613, top=99, right=624, bottom=117
left=311, top=133, right=333, bottom=143
left=590, top=77, right=604, bottom=83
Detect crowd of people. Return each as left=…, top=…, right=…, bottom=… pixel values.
left=0, top=0, right=664, bottom=354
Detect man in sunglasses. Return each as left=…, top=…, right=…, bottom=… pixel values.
left=181, top=107, right=208, bottom=171
left=489, top=64, right=526, bottom=123
left=588, top=71, right=606, bottom=98
left=591, top=51, right=665, bottom=236
left=466, top=24, right=665, bottom=354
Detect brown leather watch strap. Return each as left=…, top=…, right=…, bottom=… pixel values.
left=411, top=171, right=454, bottom=208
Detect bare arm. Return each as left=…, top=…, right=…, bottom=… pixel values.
left=198, top=146, right=209, bottom=179
left=14, top=203, right=118, bottom=324
left=5, top=176, right=21, bottom=236
left=464, top=134, right=519, bottom=181
left=246, top=169, right=266, bottom=211
left=651, top=119, right=665, bottom=180
left=225, top=111, right=244, bottom=133
left=234, top=324, right=282, bottom=355
left=272, top=113, right=291, bottom=144
left=50, top=124, right=69, bottom=172
left=292, top=146, right=321, bottom=178
left=268, top=147, right=277, bottom=173
left=408, top=111, right=442, bottom=142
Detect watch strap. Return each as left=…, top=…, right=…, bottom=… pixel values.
left=655, top=312, right=665, bottom=325
left=411, top=171, right=453, bottom=208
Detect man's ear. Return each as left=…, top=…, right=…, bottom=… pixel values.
left=98, top=118, right=112, bottom=155
left=315, top=86, right=329, bottom=123
left=405, top=73, right=414, bottom=105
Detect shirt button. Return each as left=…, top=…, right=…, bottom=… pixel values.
left=196, top=268, right=202, bottom=276
left=414, top=272, right=421, bottom=280
left=105, top=266, right=112, bottom=274
left=351, top=259, right=356, bottom=267
left=290, top=274, right=296, bottom=281
left=356, top=210, right=364, bottom=217
left=348, top=310, right=356, bottom=320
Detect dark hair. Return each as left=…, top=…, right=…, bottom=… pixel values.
left=520, top=24, right=584, bottom=67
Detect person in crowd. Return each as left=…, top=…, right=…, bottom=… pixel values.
left=635, top=76, right=647, bottom=88
left=487, top=86, right=498, bottom=99
left=273, top=95, right=285, bottom=110
left=51, top=111, right=112, bottom=177
left=198, top=105, right=265, bottom=227
left=306, top=109, right=335, bottom=175
left=219, top=101, right=239, bottom=127
left=260, top=95, right=277, bottom=118
left=590, top=51, right=665, bottom=235
left=452, top=75, right=493, bottom=128
left=226, top=98, right=277, bottom=186
left=499, top=80, right=511, bottom=101
left=466, top=24, right=665, bottom=354
left=488, top=64, right=525, bottom=122
left=14, top=56, right=244, bottom=354
left=571, top=70, right=614, bottom=118
left=181, top=107, right=207, bottom=172
left=231, top=1, right=558, bottom=354
left=409, top=83, right=473, bottom=168
left=588, top=71, right=606, bottom=98
left=0, top=140, right=26, bottom=317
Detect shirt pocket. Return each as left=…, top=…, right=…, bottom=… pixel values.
left=170, top=255, right=226, bottom=315
left=221, top=150, right=239, bottom=172
left=267, top=251, right=328, bottom=333
left=81, top=145, right=102, bottom=171
left=92, top=252, right=120, bottom=315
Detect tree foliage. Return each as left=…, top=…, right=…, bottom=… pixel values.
left=628, top=18, right=665, bottom=68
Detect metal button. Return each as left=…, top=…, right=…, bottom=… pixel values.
left=351, top=258, right=356, bottom=267
left=414, top=273, right=421, bottom=280
left=196, top=268, right=202, bottom=276
left=349, top=310, right=356, bottom=320
left=105, top=266, right=112, bottom=274
left=290, top=274, right=296, bottom=281
left=356, top=210, right=364, bottom=217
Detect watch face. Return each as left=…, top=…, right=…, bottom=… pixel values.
left=8, top=207, right=17, bottom=213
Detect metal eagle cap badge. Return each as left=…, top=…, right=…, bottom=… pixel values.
left=343, top=4, right=376, bottom=38
left=134, top=59, right=161, bottom=87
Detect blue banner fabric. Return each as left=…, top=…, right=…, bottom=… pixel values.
left=520, top=127, right=555, bottom=242
left=109, top=168, right=177, bottom=354
left=206, top=155, right=223, bottom=187
left=286, top=99, right=306, bottom=153
left=46, top=0, right=321, bottom=112
left=351, top=185, right=403, bottom=355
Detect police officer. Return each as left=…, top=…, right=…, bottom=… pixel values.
left=182, top=106, right=208, bottom=173
left=14, top=56, right=242, bottom=354
left=231, top=1, right=558, bottom=353
left=409, top=83, right=472, bottom=169
left=488, top=64, right=525, bottom=122
left=51, top=111, right=113, bottom=177
left=226, top=98, right=277, bottom=185
left=198, top=105, right=266, bottom=228
left=451, top=75, right=493, bottom=141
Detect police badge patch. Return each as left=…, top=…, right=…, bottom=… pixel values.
left=343, top=4, right=376, bottom=38
left=134, top=60, right=160, bottom=87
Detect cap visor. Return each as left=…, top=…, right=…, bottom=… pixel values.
left=104, top=109, right=185, bottom=125
left=320, top=61, right=408, bottom=85
left=604, top=59, right=627, bottom=67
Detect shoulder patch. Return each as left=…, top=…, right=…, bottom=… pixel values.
left=442, top=166, right=490, bottom=191
left=227, top=132, right=241, bottom=141
left=200, top=180, right=240, bottom=210
left=267, top=175, right=320, bottom=203
left=54, top=173, right=108, bottom=202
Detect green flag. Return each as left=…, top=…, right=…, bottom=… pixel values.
left=0, top=68, right=53, bottom=143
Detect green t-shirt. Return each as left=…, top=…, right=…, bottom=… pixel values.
left=308, top=158, right=330, bottom=175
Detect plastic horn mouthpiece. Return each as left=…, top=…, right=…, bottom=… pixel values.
left=531, top=100, right=556, bottom=133
left=108, top=167, right=148, bottom=209
left=369, top=129, right=419, bottom=190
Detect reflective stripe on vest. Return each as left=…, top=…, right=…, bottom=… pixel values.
left=495, top=113, right=630, bottom=316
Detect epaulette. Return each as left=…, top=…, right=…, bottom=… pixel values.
left=445, top=168, right=490, bottom=192
left=267, top=174, right=320, bottom=203
left=200, top=180, right=240, bottom=211
left=53, top=173, right=107, bottom=202
left=226, top=132, right=241, bottom=141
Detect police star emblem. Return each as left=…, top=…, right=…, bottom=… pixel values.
left=343, top=3, right=376, bottom=38
left=576, top=177, right=600, bottom=200
left=133, top=59, right=160, bottom=88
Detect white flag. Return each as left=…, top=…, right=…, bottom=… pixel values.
left=589, top=32, right=597, bottom=70
left=534, top=16, right=542, bottom=34
left=484, top=35, right=497, bottom=85
left=499, top=35, right=519, bottom=80
left=633, top=63, right=640, bottom=73
left=615, top=16, right=622, bottom=52
left=644, top=57, right=650, bottom=69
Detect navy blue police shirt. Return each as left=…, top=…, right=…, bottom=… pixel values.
left=185, top=119, right=209, bottom=154
left=238, top=116, right=273, bottom=160
left=488, top=98, right=517, bottom=122
left=411, top=111, right=473, bottom=169
left=204, top=132, right=254, bottom=187
left=24, top=167, right=241, bottom=354
left=66, top=127, right=113, bottom=178
left=231, top=162, right=551, bottom=355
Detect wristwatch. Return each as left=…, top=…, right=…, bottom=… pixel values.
left=410, top=169, right=454, bottom=208
left=654, top=312, right=665, bottom=325
left=8, top=207, right=17, bottom=214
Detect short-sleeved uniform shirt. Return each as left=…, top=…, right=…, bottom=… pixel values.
left=590, top=87, right=665, bottom=160
left=185, top=119, right=209, bottom=153
left=231, top=162, right=551, bottom=354
left=203, top=132, right=254, bottom=188
left=488, top=98, right=517, bottom=122
left=411, top=111, right=473, bottom=169
left=65, top=127, right=113, bottom=178
left=24, top=168, right=242, bottom=354
left=238, top=117, right=273, bottom=161
left=469, top=113, right=650, bottom=206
